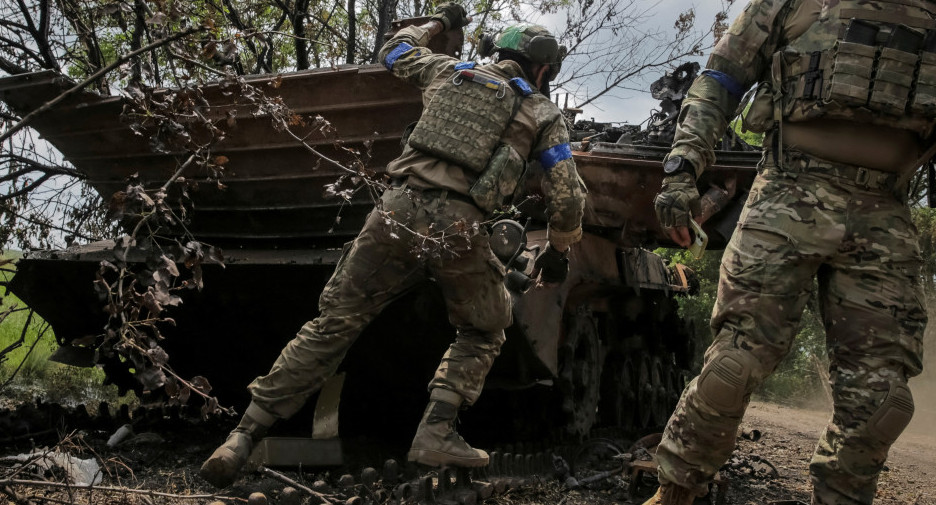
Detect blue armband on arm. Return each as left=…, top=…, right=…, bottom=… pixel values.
left=384, top=42, right=416, bottom=70
left=701, top=69, right=745, bottom=99
left=539, top=143, right=573, bottom=172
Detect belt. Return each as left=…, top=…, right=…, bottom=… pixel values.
left=390, top=178, right=478, bottom=207
left=770, top=148, right=901, bottom=192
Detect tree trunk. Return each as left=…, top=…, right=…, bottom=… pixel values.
left=370, top=0, right=398, bottom=63
left=346, top=0, right=356, bottom=64
left=294, top=0, right=311, bottom=70
left=130, top=0, right=145, bottom=86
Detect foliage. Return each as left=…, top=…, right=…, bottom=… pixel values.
left=0, top=255, right=138, bottom=409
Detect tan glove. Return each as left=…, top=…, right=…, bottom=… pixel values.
left=431, top=2, right=470, bottom=30
left=654, top=172, right=700, bottom=231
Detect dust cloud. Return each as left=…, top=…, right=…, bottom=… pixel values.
left=906, top=299, right=936, bottom=436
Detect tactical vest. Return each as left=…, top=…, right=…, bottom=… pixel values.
left=775, top=0, right=936, bottom=135
left=408, top=64, right=524, bottom=174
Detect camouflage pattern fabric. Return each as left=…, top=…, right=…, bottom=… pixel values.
left=378, top=25, right=586, bottom=240
left=249, top=187, right=511, bottom=417
left=656, top=147, right=926, bottom=505
left=246, top=23, right=586, bottom=421
left=656, top=1, right=929, bottom=504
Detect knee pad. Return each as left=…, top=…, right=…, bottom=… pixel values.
left=867, top=382, right=914, bottom=445
left=696, top=349, right=758, bottom=416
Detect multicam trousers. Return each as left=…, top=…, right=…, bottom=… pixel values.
left=248, top=185, right=512, bottom=419
left=655, top=149, right=926, bottom=505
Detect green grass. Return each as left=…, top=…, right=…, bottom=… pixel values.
left=0, top=252, right=139, bottom=409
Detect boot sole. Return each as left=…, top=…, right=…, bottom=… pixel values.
left=407, top=448, right=488, bottom=468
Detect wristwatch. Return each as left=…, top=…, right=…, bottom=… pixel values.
left=663, top=156, right=695, bottom=179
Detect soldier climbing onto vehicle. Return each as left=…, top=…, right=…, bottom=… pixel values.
left=199, top=2, right=586, bottom=488
left=650, top=1, right=931, bottom=504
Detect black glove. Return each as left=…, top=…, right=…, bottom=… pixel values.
left=431, top=2, right=470, bottom=30
left=534, top=244, right=569, bottom=284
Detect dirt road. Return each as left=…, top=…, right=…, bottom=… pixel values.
left=550, top=400, right=935, bottom=505
left=732, top=401, right=935, bottom=505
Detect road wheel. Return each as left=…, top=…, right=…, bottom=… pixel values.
left=557, top=306, right=603, bottom=439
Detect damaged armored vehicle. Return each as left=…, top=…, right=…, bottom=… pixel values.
left=0, top=21, right=759, bottom=448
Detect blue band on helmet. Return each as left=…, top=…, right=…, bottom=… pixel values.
left=510, top=77, right=534, bottom=96
left=384, top=42, right=415, bottom=70
left=701, top=69, right=745, bottom=99
left=539, top=143, right=573, bottom=171
left=454, top=61, right=476, bottom=70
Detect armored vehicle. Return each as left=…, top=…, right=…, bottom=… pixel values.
left=0, top=21, right=759, bottom=445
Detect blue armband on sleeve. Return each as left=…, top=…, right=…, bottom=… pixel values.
left=539, top=143, right=573, bottom=172
left=384, top=42, right=415, bottom=70
left=701, top=69, right=745, bottom=99
left=454, top=61, right=476, bottom=70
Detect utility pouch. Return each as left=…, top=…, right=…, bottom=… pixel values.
left=825, top=41, right=877, bottom=107
left=742, top=82, right=775, bottom=133
left=869, top=26, right=923, bottom=116
left=408, top=69, right=515, bottom=173
left=469, top=143, right=527, bottom=213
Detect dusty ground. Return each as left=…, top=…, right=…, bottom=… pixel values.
left=729, top=401, right=935, bottom=505
left=534, top=400, right=936, bottom=505
left=1, top=400, right=934, bottom=505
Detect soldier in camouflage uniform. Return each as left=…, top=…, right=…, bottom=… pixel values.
left=199, top=3, right=586, bottom=488
left=650, top=1, right=931, bottom=504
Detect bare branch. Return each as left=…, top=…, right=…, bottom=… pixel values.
left=0, top=479, right=247, bottom=502
left=0, top=26, right=205, bottom=146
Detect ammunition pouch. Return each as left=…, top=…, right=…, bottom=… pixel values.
left=777, top=15, right=936, bottom=134
left=911, top=50, right=936, bottom=116
left=469, top=143, right=527, bottom=213
left=825, top=42, right=875, bottom=108
left=870, top=47, right=918, bottom=115
left=409, top=68, right=517, bottom=173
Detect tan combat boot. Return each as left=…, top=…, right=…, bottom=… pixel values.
left=407, top=388, right=489, bottom=467
left=199, top=402, right=275, bottom=488
left=641, top=483, right=698, bottom=505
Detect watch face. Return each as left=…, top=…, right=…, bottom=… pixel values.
left=664, top=157, right=682, bottom=174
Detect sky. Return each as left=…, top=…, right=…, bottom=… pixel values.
left=545, top=0, right=745, bottom=125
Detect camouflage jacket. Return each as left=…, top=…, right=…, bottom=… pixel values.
left=669, top=0, right=935, bottom=176
left=378, top=24, right=585, bottom=245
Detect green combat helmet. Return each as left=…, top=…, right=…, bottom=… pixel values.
left=479, top=24, right=567, bottom=81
